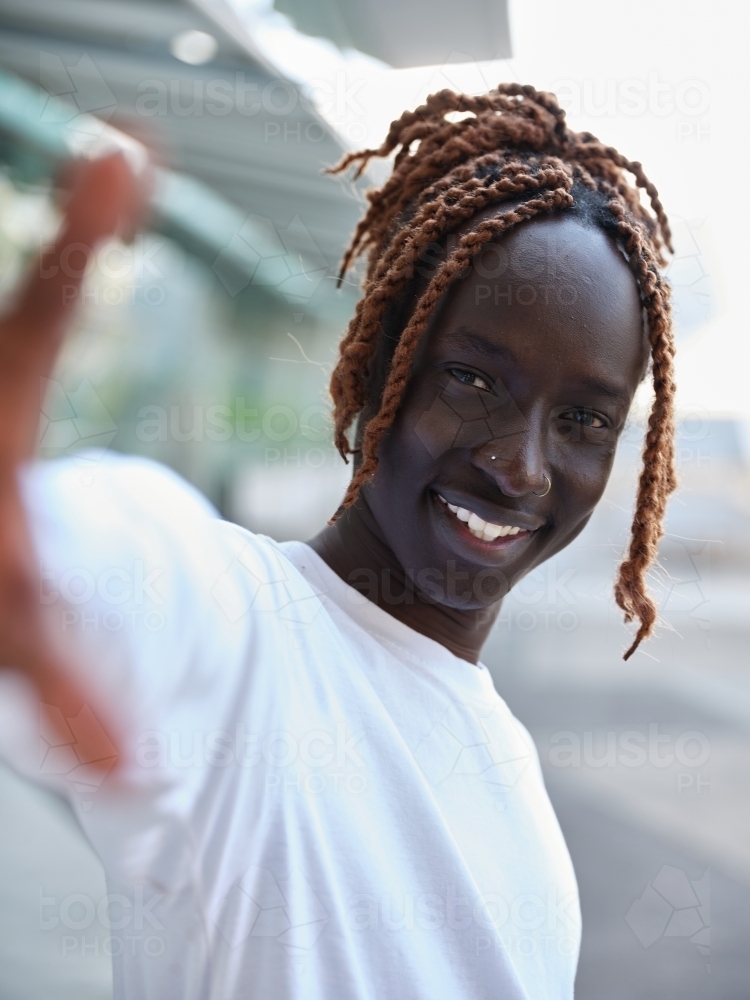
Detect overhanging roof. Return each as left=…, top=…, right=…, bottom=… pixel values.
left=0, top=0, right=365, bottom=275
left=273, top=0, right=512, bottom=67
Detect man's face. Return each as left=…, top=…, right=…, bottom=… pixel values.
left=361, top=210, right=648, bottom=609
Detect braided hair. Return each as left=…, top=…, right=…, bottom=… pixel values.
left=326, top=83, right=676, bottom=660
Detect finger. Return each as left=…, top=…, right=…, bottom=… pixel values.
left=16, top=152, right=151, bottom=341
left=0, top=153, right=151, bottom=460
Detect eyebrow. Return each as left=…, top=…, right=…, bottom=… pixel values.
left=447, top=326, right=631, bottom=403
left=572, top=377, right=630, bottom=402
left=447, top=326, right=519, bottom=365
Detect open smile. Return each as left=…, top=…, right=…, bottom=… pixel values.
left=435, top=493, right=538, bottom=545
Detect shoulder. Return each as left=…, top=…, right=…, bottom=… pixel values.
left=23, top=451, right=218, bottom=527
left=23, top=451, right=310, bottom=623
left=22, top=453, right=231, bottom=617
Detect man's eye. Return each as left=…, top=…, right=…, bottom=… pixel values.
left=560, top=408, right=608, bottom=429
left=450, top=369, right=492, bottom=392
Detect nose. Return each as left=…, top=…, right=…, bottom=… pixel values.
left=471, top=430, right=550, bottom=499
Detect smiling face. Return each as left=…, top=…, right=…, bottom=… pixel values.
left=360, top=210, right=648, bottom=610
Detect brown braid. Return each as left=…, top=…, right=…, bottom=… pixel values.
left=326, top=83, right=677, bottom=659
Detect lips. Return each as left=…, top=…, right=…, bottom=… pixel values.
left=436, top=493, right=537, bottom=543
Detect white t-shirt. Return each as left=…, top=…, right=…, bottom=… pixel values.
left=2, top=454, right=580, bottom=1000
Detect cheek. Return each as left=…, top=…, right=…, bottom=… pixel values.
left=554, top=442, right=617, bottom=520
left=383, top=378, right=460, bottom=469
left=365, top=394, right=438, bottom=512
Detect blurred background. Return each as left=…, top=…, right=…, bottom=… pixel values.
left=0, top=0, right=748, bottom=996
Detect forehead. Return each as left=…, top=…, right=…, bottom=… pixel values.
left=426, top=212, right=646, bottom=384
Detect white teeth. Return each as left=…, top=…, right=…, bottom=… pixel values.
left=467, top=512, right=483, bottom=531
left=436, top=495, right=529, bottom=542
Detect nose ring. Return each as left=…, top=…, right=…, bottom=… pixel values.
left=488, top=455, right=551, bottom=497
left=533, top=475, right=552, bottom=497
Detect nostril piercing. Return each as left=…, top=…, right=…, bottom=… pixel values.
left=490, top=455, right=497, bottom=461
left=533, top=475, right=552, bottom=497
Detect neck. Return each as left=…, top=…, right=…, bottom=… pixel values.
left=307, top=497, right=499, bottom=664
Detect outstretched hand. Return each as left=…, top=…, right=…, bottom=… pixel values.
left=0, top=152, right=150, bottom=769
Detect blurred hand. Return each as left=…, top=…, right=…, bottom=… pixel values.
left=0, top=152, right=150, bottom=770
